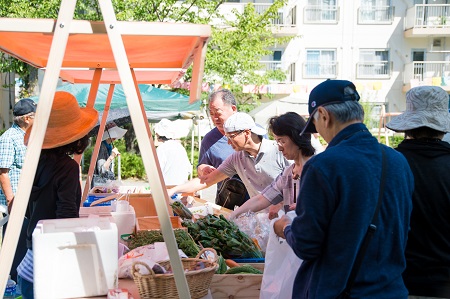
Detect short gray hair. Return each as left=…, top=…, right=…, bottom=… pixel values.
left=323, top=101, right=364, bottom=123
left=14, top=112, right=35, bottom=127
left=208, top=89, right=236, bottom=106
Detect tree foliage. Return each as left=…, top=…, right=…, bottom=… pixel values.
left=0, top=0, right=293, bottom=106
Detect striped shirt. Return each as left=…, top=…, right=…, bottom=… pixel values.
left=0, top=123, right=27, bottom=205
left=17, top=249, right=34, bottom=283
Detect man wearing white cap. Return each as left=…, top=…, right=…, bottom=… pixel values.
left=386, top=85, right=450, bottom=298
left=93, top=121, right=127, bottom=185
left=168, top=112, right=289, bottom=208
left=154, top=118, right=192, bottom=186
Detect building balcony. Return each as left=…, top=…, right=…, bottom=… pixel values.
left=302, top=61, right=338, bottom=79
left=303, top=5, right=339, bottom=24
left=356, top=61, right=392, bottom=79
left=219, top=2, right=297, bottom=36
left=403, top=61, right=450, bottom=92
left=404, top=4, right=450, bottom=37
left=358, top=6, right=394, bottom=24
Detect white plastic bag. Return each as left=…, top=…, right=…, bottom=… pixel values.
left=118, top=242, right=187, bottom=278
left=260, top=211, right=302, bottom=299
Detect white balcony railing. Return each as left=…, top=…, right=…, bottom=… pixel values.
left=404, top=61, right=450, bottom=85
left=356, top=61, right=392, bottom=79
left=254, top=4, right=295, bottom=27
left=358, top=6, right=394, bottom=24
left=303, top=61, right=338, bottom=78
left=257, top=60, right=295, bottom=83
left=304, top=5, right=339, bottom=24
left=405, top=4, right=450, bottom=29
left=260, top=60, right=282, bottom=71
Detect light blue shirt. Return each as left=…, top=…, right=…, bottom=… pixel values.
left=0, top=123, right=27, bottom=205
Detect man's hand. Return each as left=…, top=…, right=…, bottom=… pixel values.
left=273, top=215, right=292, bottom=239
left=198, top=165, right=216, bottom=176
left=167, top=188, right=175, bottom=198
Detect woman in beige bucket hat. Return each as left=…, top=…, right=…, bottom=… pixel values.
left=386, top=85, right=450, bottom=298
left=17, top=91, right=98, bottom=298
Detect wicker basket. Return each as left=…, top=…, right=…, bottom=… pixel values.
left=131, top=248, right=218, bottom=299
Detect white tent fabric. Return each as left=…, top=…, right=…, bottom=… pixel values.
left=249, top=94, right=309, bottom=128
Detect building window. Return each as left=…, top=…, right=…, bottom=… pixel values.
left=304, top=0, right=338, bottom=24
left=358, top=0, right=394, bottom=24
left=357, top=49, right=392, bottom=79
left=304, top=49, right=337, bottom=78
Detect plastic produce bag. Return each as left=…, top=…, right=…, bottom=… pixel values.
left=234, top=211, right=270, bottom=253
left=118, top=242, right=187, bottom=278
left=260, top=211, right=302, bottom=299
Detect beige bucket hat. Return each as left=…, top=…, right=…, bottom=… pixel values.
left=386, top=86, right=450, bottom=133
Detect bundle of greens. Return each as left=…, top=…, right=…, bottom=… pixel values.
left=170, top=201, right=193, bottom=220
left=182, top=214, right=263, bottom=259
left=127, top=229, right=200, bottom=257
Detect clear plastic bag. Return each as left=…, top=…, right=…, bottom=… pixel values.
left=234, top=211, right=271, bottom=253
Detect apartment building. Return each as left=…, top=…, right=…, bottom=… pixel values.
left=233, top=0, right=450, bottom=116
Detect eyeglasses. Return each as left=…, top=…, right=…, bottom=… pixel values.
left=275, top=138, right=287, bottom=147
left=226, top=130, right=245, bottom=140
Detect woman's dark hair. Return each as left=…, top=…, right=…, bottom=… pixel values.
left=157, top=135, right=170, bottom=141
left=404, top=126, right=445, bottom=140
left=269, top=112, right=315, bottom=157
left=42, top=135, right=91, bottom=156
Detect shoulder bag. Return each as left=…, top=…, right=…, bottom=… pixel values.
left=337, top=145, right=387, bottom=299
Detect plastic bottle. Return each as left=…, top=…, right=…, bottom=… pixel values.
left=4, top=275, right=16, bottom=299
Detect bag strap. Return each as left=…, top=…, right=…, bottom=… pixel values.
left=340, top=145, right=387, bottom=298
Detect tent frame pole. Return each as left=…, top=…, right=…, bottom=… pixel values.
left=0, top=0, right=77, bottom=294
left=97, top=1, right=190, bottom=297
left=81, top=83, right=115, bottom=203
left=0, top=0, right=194, bottom=297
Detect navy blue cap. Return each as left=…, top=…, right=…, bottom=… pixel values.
left=300, top=80, right=360, bottom=135
left=13, top=98, right=37, bottom=116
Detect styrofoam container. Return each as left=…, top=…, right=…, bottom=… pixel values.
left=111, top=205, right=136, bottom=239
left=33, top=217, right=118, bottom=299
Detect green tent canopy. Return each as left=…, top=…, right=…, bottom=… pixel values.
left=32, top=83, right=200, bottom=122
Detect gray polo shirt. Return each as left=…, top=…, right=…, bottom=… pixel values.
left=217, top=138, right=290, bottom=201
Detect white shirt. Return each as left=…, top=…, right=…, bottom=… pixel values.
left=156, top=140, right=192, bottom=186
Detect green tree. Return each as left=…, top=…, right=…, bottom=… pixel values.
left=0, top=0, right=293, bottom=107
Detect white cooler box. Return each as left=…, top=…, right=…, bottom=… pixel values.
left=33, top=217, right=118, bottom=299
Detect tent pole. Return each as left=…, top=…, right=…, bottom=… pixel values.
left=190, top=121, right=194, bottom=180
left=98, top=1, right=190, bottom=297
left=81, top=83, right=115, bottom=203
left=0, top=0, right=77, bottom=295
left=75, top=68, right=102, bottom=164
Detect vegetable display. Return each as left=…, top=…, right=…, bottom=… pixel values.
left=182, top=214, right=263, bottom=259
left=127, top=229, right=200, bottom=257
left=170, top=201, right=193, bottom=220
left=224, top=264, right=263, bottom=274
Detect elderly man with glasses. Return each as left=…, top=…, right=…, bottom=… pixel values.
left=168, top=112, right=289, bottom=208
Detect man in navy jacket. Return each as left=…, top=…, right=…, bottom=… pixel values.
left=274, top=80, right=414, bottom=299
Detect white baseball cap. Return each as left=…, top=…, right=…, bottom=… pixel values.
left=224, top=112, right=266, bottom=136
left=154, top=118, right=175, bottom=139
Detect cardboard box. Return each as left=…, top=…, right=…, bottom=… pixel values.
left=33, top=217, right=118, bottom=299
left=210, top=263, right=264, bottom=299
left=135, top=216, right=186, bottom=231
left=127, top=193, right=157, bottom=217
